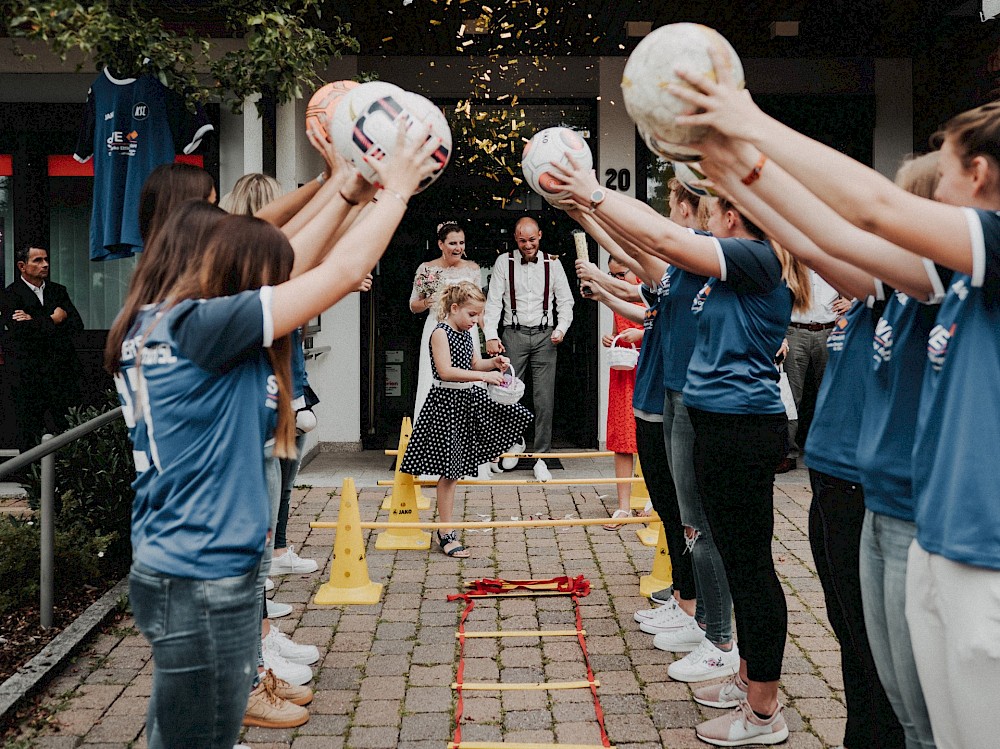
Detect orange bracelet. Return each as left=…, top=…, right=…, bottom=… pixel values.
left=741, top=154, right=767, bottom=185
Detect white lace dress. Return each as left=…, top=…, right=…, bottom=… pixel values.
left=410, top=261, right=482, bottom=421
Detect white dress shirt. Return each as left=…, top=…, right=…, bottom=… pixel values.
left=21, top=277, right=45, bottom=305
left=791, top=271, right=839, bottom=325
left=484, top=250, right=574, bottom=339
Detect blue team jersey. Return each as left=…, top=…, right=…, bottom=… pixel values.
left=660, top=265, right=710, bottom=393
left=114, top=288, right=277, bottom=579
left=856, top=263, right=949, bottom=520
left=913, top=208, right=1000, bottom=569
left=683, top=237, right=792, bottom=415
left=74, top=69, right=213, bottom=261
left=291, top=328, right=307, bottom=409
left=632, top=275, right=668, bottom=415
left=804, top=292, right=884, bottom=483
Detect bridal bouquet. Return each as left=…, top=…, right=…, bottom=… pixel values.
left=414, top=267, right=443, bottom=298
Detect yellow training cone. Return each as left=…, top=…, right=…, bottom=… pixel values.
left=630, top=454, right=651, bottom=511
left=381, top=416, right=431, bottom=511
left=639, top=518, right=673, bottom=598
left=635, top=509, right=660, bottom=547
left=314, top=478, right=383, bottom=606
left=375, top=443, right=432, bottom=551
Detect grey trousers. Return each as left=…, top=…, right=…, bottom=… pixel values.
left=502, top=325, right=558, bottom=454
left=784, top=325, right=831, bottom=450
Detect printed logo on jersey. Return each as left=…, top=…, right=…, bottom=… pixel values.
left=826, top=315, right=850, bottom=353
left=266, top=374, right=279, bottom=409
left=691, top=281, right=713, bottom=314
left=104, top=110, right=115, bottom=121
left=927, top=322, right=956, bottom=372
left=950, top=277, right=969, bottom=300
left=872, top=316, right=893, bottom=369
left=107, top=130, right=139, bottom=157
left=643, top=305, right=658, bottom=331
left=894, top=290, right=909, bottom=307
left=133, top=102, right=149, bottom=120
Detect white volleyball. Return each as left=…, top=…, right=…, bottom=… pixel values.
left=521, top=127, right=593, bottom=205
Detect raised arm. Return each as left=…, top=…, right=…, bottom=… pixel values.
left=671, top=49, right=973, bottom=274
left=551, top=160, right=722, bottom=277
left=573, top=209, right=667, bottom=287
left=585, top=282, right=646, bottom=325
left=271, top=123, right=443, bottom=338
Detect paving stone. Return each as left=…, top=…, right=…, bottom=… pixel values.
left=310, top=689, right=357, bottom=714
left=346, top=725, right=400, bottom=748
left=399, top=712, right=452, bottom=740
left=358, top=675, right=406, bottom=700
left=82, top=714, right=146, bottom=743
left=404, top=686, right=453, bottom=713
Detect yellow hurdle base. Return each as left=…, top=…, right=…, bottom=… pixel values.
left=375, top=528, right=432, bottom=551
left=449, top=743, right=616, bottom=749
left=635, top=525, right=658, bottom=547
left=639, top=572, right=672, bottom=599
left=313, top=580, right=383, bottom=606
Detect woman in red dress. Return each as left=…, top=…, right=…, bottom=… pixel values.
left=604, top=258, right=645, bottom=528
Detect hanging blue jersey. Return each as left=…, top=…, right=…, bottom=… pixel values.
left=660, top=264, right=710, bottom=393
left=914, top=208, right=1000, bottom=569
left=683, top=237, right=792, bottom=415
left=113, top=288, right=277, bottom=579
left=856, top=263, right=950, bottom=520
left=632, top=274, right=668, bottom=415
left=291, top=328, right=307, bottom=409
left=803, top=289, right=885, bottom=483
left=74, top=69, right=213, bottom=261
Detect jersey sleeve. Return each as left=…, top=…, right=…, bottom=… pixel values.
left=171, top=288, right=273, bottom=371
left=714, top=237, right=782, bottom=295
left=165, top=88, right=214, bottom=155
left=966, top=208, right=1000, bottom=293
left=73, top=86, right=97, bottom=163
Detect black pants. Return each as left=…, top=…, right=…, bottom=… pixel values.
left=688, top=407, right=787, bottom=683
left=13, top=376, right=78, bottom=454
left=635, top=415, right=695, bottom=600
left=808, top=469, right=905, bottom=749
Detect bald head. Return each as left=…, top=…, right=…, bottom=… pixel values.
left=514, top=217, right=542, bottom=261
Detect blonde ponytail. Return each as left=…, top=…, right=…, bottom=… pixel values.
left=772, top=240, right=812, bottom=314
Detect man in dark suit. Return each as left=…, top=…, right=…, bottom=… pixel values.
left=1, top=244, right=84, bottom=454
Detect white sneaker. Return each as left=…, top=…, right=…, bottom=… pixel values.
left=235, top=744, right=252, bottom=748
left=633, top=596, right=678, bottom=624
left=489, top=461, right=504, bottom=473
left=695, top=700, right=788, bottom=746
left=265, top=626, right=319, bottom=666
left=269, top=546, right=318, bottom=575
left=638, top=599, right=691, bottom=634
left=262, top=636, right=313, bottom=686
left=476, top=463, right=492, bottom=480
left=265, top=577, right=274, bottom=592
left=668, top=638, right=740, bottom=683
left=693, top=672, right=749, bottom=709
left=266, top=599, right=293, bottom=618
left=501, top=439, right=525, bottom=470
left=652, top=618, right=707, bottom=652
left=533, top=459, right=552, bottom=482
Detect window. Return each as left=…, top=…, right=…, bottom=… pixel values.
left=1, top=155, right=13, bottom=288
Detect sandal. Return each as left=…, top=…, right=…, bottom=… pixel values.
left=437, top=531, right=470, bottom=558
left=603, top=509, right=632, bottom=531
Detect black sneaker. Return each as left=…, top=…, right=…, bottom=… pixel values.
left=774, top=457, right=797, bottom=474
left=649, top=587, right=674, bottom=605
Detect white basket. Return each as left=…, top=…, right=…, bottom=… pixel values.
left=488, top=364, right=526, bottom=405
left=608, top=333, right=639, bottom=370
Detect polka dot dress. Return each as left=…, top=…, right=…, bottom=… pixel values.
left=401, top=323, right=533, bottom=479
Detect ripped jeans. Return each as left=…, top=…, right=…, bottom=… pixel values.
left=663, top=389, right=733, bottom=645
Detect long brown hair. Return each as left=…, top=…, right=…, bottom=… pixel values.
left=171, top=215, right=297, bottom=457
left=105, top=200, right=226, bottom=373
left=139, top=163, right=215, bottom=245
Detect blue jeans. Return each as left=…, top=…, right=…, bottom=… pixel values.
left=275, top=432, right=308, bottom=550
left=254, top=450, right=282, bottom=668
left=859, top=510, right=936, bottom=749
left=663, top=390, right=732, bottom=645
left=130, top=560, right=260, bottom=749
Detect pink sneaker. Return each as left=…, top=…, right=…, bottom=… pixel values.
left=693, top=673, right=749, bottom=709
left=695, top=700, right=788, bottom=746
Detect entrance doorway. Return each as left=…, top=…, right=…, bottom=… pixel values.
left=361, top=100, right=599, bottom=450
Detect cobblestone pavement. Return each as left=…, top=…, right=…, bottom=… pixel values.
left=8, top=457, right=846, bottom=749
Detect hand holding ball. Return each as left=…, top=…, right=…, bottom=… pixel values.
left=521, top=127, right=593, bottom=206
left=622, top=23, right=744, bottom=162
left=330, top=81, right=451, bottom=192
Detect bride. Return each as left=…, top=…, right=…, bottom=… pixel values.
left=409, top=220, right=483, bottom=421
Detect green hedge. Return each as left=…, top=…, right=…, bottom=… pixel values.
left=2, top=392, right=134, bottom=616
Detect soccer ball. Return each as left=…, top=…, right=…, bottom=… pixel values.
left=622, top=23, right=744, bottom=161
left=305, top=80, right=359, bottom=140
left=330, top=82, right=452, bottom=192
left=672, top=161, right=716, bottom=197
left=521, top=127, right=593, bottom=205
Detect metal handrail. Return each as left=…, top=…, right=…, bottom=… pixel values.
left=0, top=406, right=125, bottom=627
left=0, top=406, right=123, bottom=480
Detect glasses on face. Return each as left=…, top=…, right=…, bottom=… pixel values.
left=609, top=271, right=628, bottom=279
